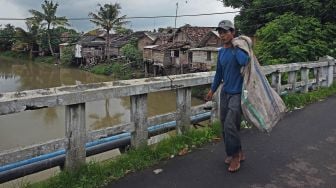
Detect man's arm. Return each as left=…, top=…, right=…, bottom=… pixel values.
left=205, top=49, right=223, bottom=101
left=235, top=48, right=249, bottom=66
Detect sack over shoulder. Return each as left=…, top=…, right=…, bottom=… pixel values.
left=233, top=36, right=286, bottom=133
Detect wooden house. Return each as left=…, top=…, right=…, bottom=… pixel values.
left=77, top=35, right=105, bottom=58
left=198, top=31, right=221, bottom=47
left=109, top=31, right=157, bottom=57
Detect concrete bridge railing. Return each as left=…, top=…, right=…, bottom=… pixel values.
left=0, top=57, right=334, bottom=182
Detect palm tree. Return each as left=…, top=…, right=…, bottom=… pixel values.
left=29, top=0, right=69, bottom=56
left=89, top=3, right=128, bottom=61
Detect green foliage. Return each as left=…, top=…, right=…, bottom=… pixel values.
left=29, top=0, right=69, bottom=55
left=89, top=3, right=128, bottom=60
left=220, top=0, right=336, bottom=36
left=88, top=3, right=128, bottom=33
left=282, top=84, right=336, bottom=110
left=0, top=24, right=16, bottom=51
left=121, top=42, right=143, bottom=67
left=255, top=13, right=331, bottom=65
left=90, top=63, right=132, bottom=79
left=90, top=64, right=110, bottom=75
left=115, top=26, right=133, bottom=35
left=60, top=46, right=74, bottom=64
left=27, top=123, right=221, bottom=188
left=34, top=56, right=57, bottom=64
left=0, top=51, right=29, bottom=59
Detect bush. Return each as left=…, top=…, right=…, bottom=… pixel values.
left=255, top=13, right=332, bottom=65
left=90, top=63, right=132, bottom=79
left=0, top=51, right=28, bottom=59
left=60, top=46, right=74, bottom=65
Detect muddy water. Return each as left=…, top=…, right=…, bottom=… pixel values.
left=0, top=58, right=203, bottom=151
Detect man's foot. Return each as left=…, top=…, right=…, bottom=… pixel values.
left=228, top=153, right=240, bottom=172
left=225, top=150, right=245, bottom=164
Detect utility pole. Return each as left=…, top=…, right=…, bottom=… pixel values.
left=173, top=2, right=178, bottom=44
left=174, top=2, right=178, bottom=29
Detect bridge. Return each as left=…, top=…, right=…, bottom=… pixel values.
left=0, top=56, right=335, bottom=185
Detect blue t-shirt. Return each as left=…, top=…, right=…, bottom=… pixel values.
left=211, top=47, right=249, bottom=94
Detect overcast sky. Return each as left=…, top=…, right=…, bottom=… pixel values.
left=0, top=0, right=239, bottom=32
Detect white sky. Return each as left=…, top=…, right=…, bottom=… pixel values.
left=0, top=0, right=239, bottom=32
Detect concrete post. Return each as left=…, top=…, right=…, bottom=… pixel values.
left=315, top=68, right=322, bottom=88
left=144, top=62, right=148, bottom=78
left=301, top=68, right=309, bottom=93
left=153, top=65, right=157, bottom=77
left=130, top=94, right=148, bottom=148
left=288, top=71, right=297, bottom=92
left=271, top=72, right=282, bottom=94
left=65, top=103, right=86, bottom=170
left=327, top=63, right=334, bottom=87
left=321, top=66, right=328, bottom=87
left=176, top=87, right=191, bottom=134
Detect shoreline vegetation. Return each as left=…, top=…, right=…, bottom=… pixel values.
left=14, top=83, right=336, bottom=188
left=0, top=52, right=141, bottom=80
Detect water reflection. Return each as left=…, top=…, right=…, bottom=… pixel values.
left=0, top=58, right=203, bottom=151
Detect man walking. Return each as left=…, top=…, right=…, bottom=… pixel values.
left=205, top=20, right=249, bottom=172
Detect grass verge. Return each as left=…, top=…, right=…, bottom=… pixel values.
left=282, top=84, right=336, bottom=110
left=25, top=123, right=221, bottom=188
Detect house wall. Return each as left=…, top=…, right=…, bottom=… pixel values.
left=143, top=48, right=152, bottom=60
left=82, top=47, right=104, bottom=58
left=176, top=32, right=186, bottom=42
left=109, top=47, right=120, bottom=57
left=192, top=51, right=218, bottom=70
left=204, top=34, right=221, bottom=47
left=138, top=37, right=154, bottom=52
left=163, top=51, right=171, bottom=66
left=179, top=50, right=188, bottom=65
left=152, top=50, right=165, bottom=64
left=154, top=39, right=163, bottom=45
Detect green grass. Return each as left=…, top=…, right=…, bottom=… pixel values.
left=34, top=56, right=57, bottom=64
left=282, top=84, right=336, bottom=110
left=90, top=64, right=110, bottom=75
left=22, top=83, right=336, bottom=188
left=25, top=123, right=222, bottom=188
left=0, top=51, right=29, bottom=59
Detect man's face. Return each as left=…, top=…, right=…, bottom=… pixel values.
left=218, top=28, right=234, bottom=44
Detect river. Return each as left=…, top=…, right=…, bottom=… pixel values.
left=0, top=57, right=203, bottom=151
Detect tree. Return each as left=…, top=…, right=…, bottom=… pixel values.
left=89, top=3, right=128, bottom=61
left=220, top=0, right=336, bottom=35
left=0, top=24, right=16, bottom=51
left=255, top=13, right=335, bottom=65
left=121, top=38, right=142, bottom=67
left=115, top=26, right=133, bottom=35
left=14, top=21, right=40, bottom=59
left=29, top=0, right=69, bottom=56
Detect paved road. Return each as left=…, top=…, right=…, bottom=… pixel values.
left=105, top=95, right=336, bottom=188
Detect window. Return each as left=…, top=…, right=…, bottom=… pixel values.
left=174, top=50, right=179, bottom=57
left=207, top=51, right=211, bottom=60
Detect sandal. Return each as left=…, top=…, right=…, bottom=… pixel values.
left=228, top=154, right=241, bottom=172
left=225, top=150, right=245, bottom=164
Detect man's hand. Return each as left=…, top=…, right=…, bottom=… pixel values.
left=204, top=90, right=214, bottom=101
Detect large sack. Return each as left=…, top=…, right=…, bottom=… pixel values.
left=232, top=36, right=286, bottom=133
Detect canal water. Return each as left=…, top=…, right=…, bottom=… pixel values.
left=0, top=57, right=203, bottom=151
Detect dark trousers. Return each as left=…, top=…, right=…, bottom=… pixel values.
left=220, top=91, right=242, bottom=156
